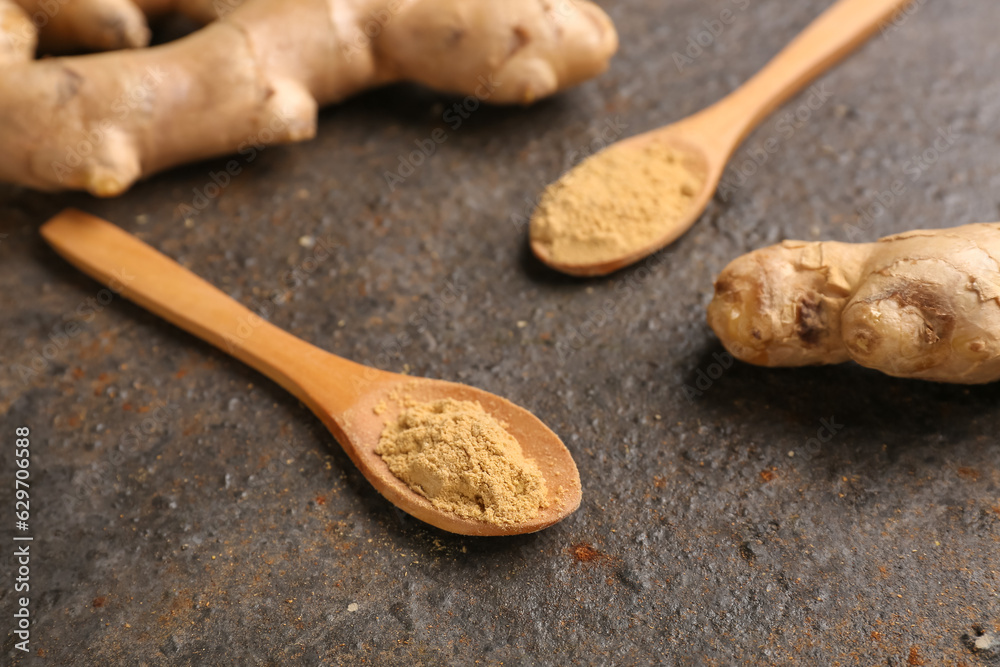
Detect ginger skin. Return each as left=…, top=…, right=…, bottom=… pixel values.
left=0, top=0, right=35, bottom=64
left=14, top=0, right=152, bottom=52
left=2, top=0, right=233, bottom=55
left=0, top=0, right=617, bottom=196
left=708, top=224, right=1000, bottom=384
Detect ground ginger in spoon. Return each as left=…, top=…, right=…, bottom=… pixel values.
left=530, top=142, right=706, bottom=267
left=376, top=399, right=548, bottom=526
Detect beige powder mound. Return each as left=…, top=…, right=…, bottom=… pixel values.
left=531, top=142, right=706, bottom=266
left=376, top=399, right=547, bottom=526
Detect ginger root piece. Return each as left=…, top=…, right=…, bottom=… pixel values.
left=132, top=0, right=243, bottom=24
left=11, top=0, right=235, bottom=54
left=0, top=0, right=618, bottom=197
left=708, top=223, right=1000, bottom=384
left=0, top=0, right=35, bottom=64
left=14, top=0, right=152, bottom=52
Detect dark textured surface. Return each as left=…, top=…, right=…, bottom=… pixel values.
left=2, top=0, right=1000, bottom=664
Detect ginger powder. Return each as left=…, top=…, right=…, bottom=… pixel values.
left=376, top=399, right=547, bottom=525
left=531, top=142, right=706, bottom=266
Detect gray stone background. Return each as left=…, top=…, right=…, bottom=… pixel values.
left=2, top=0, right=999, bottom=664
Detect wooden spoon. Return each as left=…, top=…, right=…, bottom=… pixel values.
left=530, top=0, right=913, bottom=276
left=40, top=209, right=581, bottom=536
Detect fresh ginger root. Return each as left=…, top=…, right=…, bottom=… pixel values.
left=708, top=224, right=1000, bottom=384
left=0, top=0, right=35, bottom=64
left=15, top=0, right=151, bottom=51
left=0, top=0, right=617, bottom=196
left=2, top=0, right=233, bottom=55
left=132, top=0, right=242, bottom=24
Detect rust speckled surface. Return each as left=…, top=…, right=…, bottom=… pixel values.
left=2, top=0, right=999, bottom=664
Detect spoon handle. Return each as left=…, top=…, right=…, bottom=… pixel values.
left=690, top=0, right=912, bottom=153
left=40, top=209, right=365, bottom=409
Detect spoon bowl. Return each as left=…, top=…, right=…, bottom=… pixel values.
left=41, top=209, right=581, bottom=536
left=530, top=130, right=719, bottom=276
left=530, top=0, right=913, bottom=277
left=329, top=374, right=582, bottom=535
